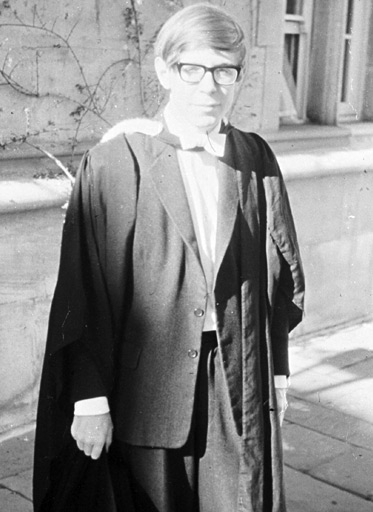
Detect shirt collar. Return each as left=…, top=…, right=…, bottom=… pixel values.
left=163, top=104, right=227, bottom=157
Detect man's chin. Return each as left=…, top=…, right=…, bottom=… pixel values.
left=187, top=114, right=222, bottom=132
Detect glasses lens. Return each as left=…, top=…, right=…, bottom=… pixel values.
left=179, top=64, right=205, bottom=83
left=213, top=67, right=239, bottom=85
left=178, top=64, right=240, bottom=85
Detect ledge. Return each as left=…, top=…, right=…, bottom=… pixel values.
left=0, top=178, right=71, bottom=214
left=263, top=122, right=373, bottom=154
left=0, top=139, right=94, bottom=163
left=261, top=122, right=373, bottom=181
left=278, top=146, right=373, bottom=181
left=1, top=123, right=373, bottom=212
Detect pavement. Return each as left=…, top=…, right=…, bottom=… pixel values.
left=1, top=322, right=373, bottom=512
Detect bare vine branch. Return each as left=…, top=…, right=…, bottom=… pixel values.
left=90, top=58, right=134, bottom=105
left=25, top=141, right=75, bottom=183
left=66, top=19, right=79, bottom=42
left=127, top=0, right=145, bottom=113
left=1, top=21, right=98, bottom=111
left=0, top=69, right=39, bottom=96
left=0, top=2, right=153, bottom=174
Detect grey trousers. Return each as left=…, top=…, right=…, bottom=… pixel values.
left=117, top=331, right=242, bottom=512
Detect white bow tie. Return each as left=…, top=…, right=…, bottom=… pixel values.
left=179, top=131, right=226, bottom=157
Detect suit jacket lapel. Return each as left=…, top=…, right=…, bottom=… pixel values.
left=146, top=138, right=200, bottom=260
left=214, top=130, right=261, bottom=288
left=214, top=158, right=239, bottom=287
left=147, top=131, right=242, bottom=287
left=128, top=128, right=250, bottom=283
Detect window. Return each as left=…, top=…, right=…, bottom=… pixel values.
left=340, top=0, right=354, bottom=104
left=337, top=0, right=371, bottom=122
left=257, top=0, right=372, bottom=131
left=280, top=0, right=313, bottom=125
left=307, top=0, right=372, bottom=125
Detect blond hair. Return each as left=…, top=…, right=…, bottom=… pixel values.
left=155, top=3, right=246, bottom=67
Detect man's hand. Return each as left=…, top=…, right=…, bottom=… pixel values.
left=71, top=413, right=113, bottom=459
left=275, top=388, right=288, bottom=427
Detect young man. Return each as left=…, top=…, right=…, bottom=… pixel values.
left=33, top=4, right=305, bottom=512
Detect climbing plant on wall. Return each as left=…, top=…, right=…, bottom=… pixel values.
left=0, top=0, right=173, bottom=173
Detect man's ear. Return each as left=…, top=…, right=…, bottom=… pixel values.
left=154, top=57, right=172, bottom=90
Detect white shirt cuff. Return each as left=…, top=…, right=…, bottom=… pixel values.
left=74, top=396, right=110, bottom=416
left=274, top=375, right=291, bottom=389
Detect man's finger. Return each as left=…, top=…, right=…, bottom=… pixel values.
left=71, top=423, right=77, bottom=439
left=91, top=441, right=105, bottom=460
left=83, top=443, right=94, bottom=457
left=105, top=426, right=113, bottom=452
left=76, top=440, right=85, bottom=451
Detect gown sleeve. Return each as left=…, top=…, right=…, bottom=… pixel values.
left=33, top=135, right=139, bottom=512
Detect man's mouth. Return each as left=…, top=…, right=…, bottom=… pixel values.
left=194, top=103, right=219, bottom=108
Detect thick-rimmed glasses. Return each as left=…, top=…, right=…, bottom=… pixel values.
left=176, top=63, right=242, bottom=86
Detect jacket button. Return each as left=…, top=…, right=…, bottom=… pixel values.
left=188, top=349, right=198, bottom=359
left=194, top=308, right=204, bottom=317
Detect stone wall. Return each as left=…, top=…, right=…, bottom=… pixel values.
left=364, top=4, right=373, bottom=120
left=277, top=142, right=373, bottom=337
left=0, top=157, right=71, bottom=436
left=0, top=0, right=265, bottom=161
left=1, top=208, right=66, bottom=436
left=0, top=0, right=171, bottom=158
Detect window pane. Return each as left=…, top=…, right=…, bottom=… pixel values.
left=286, top=0, right=303, bottom=15
left=285, top=33, right=300, bottom=84
left=346, top=0, right=354, bottom=34
left=281, top=0, right=313, bottom=124
left=341, top=39, right=352, bottom=102
left=341, top=0, right=354, bottom=102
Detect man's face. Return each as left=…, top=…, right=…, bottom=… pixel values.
left=155, top=48, right=242, bottom=132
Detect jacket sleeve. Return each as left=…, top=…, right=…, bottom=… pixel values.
left=45, top=150, right=114, bottom=400
left=47, top=135, right=139, bottom=398
left=270, top=252, right=298, bottom=376
left=34, top=135, right=139, bottom=512
left=252, top=133, right=305, bottom=376
left=67, top=341, right=107, bottom=403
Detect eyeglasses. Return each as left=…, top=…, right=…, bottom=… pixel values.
left=176, top=63, right=242, bottom=86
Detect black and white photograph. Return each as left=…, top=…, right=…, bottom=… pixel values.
left=0, top=1, right=372, bottom=511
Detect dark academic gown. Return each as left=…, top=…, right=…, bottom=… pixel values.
left=33, top=119, right=305, bottom=512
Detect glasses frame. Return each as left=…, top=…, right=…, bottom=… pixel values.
left=176, top=62, right=242, bottom=86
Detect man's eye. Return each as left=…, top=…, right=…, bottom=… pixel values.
left=215, top=68, right=235, bottom=78
left=183, top=65, right=203, bottom=74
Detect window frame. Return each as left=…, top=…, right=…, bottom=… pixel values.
left=337, top=0, right=371, bottom=123
left=280, top=0, right=314, bottom=124
left=307, top=0, right=372, bottom=125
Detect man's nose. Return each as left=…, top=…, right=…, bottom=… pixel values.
left=198, top=70, right=218, bottom=91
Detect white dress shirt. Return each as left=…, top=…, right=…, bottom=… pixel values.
left=164, top=104, right=223, bottom=332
